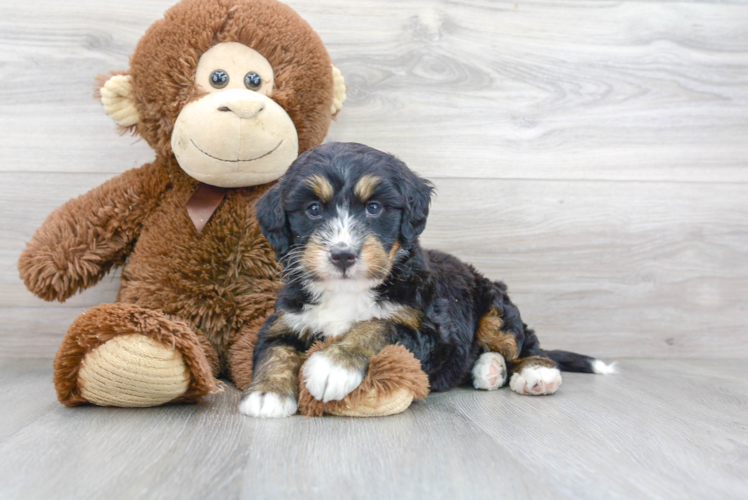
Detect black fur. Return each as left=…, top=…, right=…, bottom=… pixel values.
left=254, top=142, right=605, bottom=394
left=255, top=184, right=292, bottom=260
left=543, top=350, right=597, bottom=373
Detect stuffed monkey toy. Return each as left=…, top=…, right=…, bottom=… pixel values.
left=18, top=0, right=427, bottom=416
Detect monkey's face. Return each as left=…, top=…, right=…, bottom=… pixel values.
left=100, top=0, right=346, bottom=182
left=171, top=42, right=300, bottom=188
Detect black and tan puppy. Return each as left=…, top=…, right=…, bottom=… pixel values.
left=240, top=142, right=615, bottom=417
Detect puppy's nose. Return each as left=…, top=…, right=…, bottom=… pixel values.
left=217, top=100, right=264, bottom=119
left=330, top=246, right=357, bottom=271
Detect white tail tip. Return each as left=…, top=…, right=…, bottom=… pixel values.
left=592, top=360, right=618, bottom=375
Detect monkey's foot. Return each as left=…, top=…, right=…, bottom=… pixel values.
left=54, top=303, right=218, bottom=407
left=78, top=334, right=190, bottom=407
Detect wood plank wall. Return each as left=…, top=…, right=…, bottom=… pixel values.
left=1, top=0, right=746, bottom=358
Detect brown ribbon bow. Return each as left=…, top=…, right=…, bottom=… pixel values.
left=184, top=183, right=229, bottom=233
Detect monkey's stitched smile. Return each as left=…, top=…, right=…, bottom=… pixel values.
left=190, top=139, right=283, bottom=162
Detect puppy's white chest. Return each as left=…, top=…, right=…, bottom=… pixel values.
left=285, top=287, right=399, bottom=339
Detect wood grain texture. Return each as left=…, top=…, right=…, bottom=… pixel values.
left=3, top=174, right=746, bottom=358
left=1, top=0, right=747, bottom=358
left=1, top=358, right=747, bottom=499
left=1, top=0, right=747, bottom=181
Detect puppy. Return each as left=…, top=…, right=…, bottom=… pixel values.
left=240, top=142, right=615, bottom=417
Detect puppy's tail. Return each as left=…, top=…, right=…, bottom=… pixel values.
left=543, top=349, right=618, bottom=375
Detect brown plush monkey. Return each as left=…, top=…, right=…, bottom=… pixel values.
left=17, top=0, right=427, bottom=415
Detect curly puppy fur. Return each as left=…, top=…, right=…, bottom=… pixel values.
left=18, top=0, right=337, bottom=405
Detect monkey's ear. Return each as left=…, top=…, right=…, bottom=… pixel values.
left=255, top=184, right=293, bottom=259
left=330, top=66, right=346, bottom=116
left=98, top=74, right=140, bottom=128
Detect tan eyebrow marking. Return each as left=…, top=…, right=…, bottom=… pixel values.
left=354, top=174, right=381, bottom=202
left=306, top=174, right=334, bottom=203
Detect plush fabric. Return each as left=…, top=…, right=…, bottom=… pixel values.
left=53, top=303, right=219, bottom=407
left=127, top=0, right=335, bottom=154
left=331, top=66, right=347, bottom=115
left=172, top=89, right=299, bottom=187
left=100, top=75, right=140, bottom=127
left=78, top=335, right=192, bottom=407
left=171, top=42, right=300, bottom=188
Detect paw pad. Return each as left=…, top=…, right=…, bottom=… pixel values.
left=509, top=366, right=562, bottom=396
left=472, top=352, right=507, bottom=391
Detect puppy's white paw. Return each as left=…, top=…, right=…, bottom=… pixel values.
left=472, top=352, right=507, bottom=390
left=510, top=366, right=562, bottom=396
left=303, top=352, right=364, bottom=403
left=239, top=391, right=297, bottom=418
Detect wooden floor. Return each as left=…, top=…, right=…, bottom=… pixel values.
left=0, top=357, right=746, bottom=500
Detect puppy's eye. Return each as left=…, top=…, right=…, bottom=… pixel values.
left=306, top=202, right=322, bottom=219
left=210, top=70, right=229, bottom=89
left=365, top=202, right=383, bottom=217
left=244, top=72, right=262, bottom=90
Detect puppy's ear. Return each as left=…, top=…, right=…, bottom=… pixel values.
left=255, top=184, right=292, bottom=259
left=400, top=172, right=435, bottom=246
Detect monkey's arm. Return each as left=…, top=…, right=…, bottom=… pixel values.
left=18, top=162, right=170, bottom=302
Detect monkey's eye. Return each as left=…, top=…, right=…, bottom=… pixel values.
left=244, top=72, right=262, bottom=90
left=210, top=70, right=229, bottom=89
left=365, top=202, right=383, bottom=217
left=306, top=202, right=322, bottom=219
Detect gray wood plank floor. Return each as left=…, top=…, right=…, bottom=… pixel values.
left=1, top=357, right=746, bottom=500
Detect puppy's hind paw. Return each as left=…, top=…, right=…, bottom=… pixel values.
left=510, top=366, right=562, bottom=396
left=239, top=391, right=297, bottom=418
left=472, top=352, right=508, bottom=390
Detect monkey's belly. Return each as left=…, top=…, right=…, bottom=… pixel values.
left=115, top=195, right=281, bottom=367
left=117, top=259, right=281, bottom=367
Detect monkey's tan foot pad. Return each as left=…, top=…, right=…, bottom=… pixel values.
left=325, top=387, right=415, bottom=417
left=53, top=303, right=218, bottom=407
left=77, top=334, right=190, bottom=407
left=298, top=343, right=430, bottom=417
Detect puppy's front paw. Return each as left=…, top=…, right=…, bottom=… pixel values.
left=472, top=352, right=508, bottom=390
left=303, top=352, right=365, bottom=403
left=510, top=366, right=562, bottom=396
left=239, top=391, right=297, bottom=418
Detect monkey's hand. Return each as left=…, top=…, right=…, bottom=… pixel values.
left=18, top=162, right=169, bottom=302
